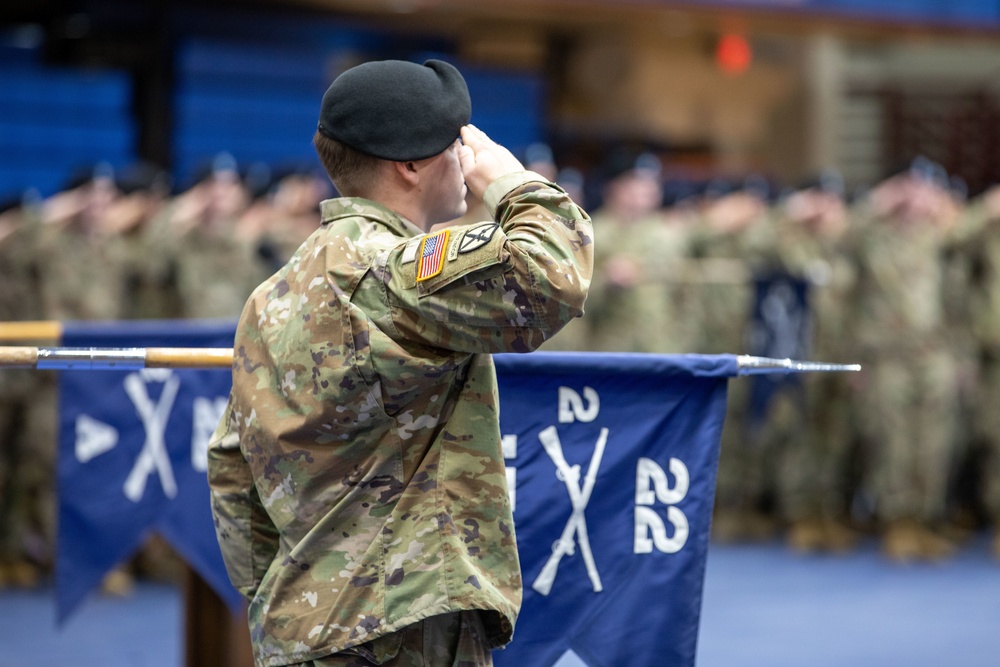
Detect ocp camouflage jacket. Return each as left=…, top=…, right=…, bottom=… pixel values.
left=207, top=171, right=594, bottom=666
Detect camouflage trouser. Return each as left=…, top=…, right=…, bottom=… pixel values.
left=0, top=381, right=27, bottom=561
left=859, top=350, right=959, bottom=524
left=776, top=372, right=857, bottom=522
left=0, top=370, right=54, bottom=566
left=293, top=611, right=493, bottom=667
left=713, top=378, right=756, bottom=511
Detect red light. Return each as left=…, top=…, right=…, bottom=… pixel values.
left=716, top=34, right=752, bottom=75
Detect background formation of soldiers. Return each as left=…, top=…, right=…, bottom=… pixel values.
left=2, top=147, right=1000, bottom=592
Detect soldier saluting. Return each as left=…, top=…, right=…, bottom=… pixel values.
left=207, top=59, right=594, bottom=666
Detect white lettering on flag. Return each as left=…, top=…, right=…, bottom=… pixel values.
left=636, top=456, right=689, bottom=505
left=122, top=369, right=180, bottom=502
left=191, top=396, right=228, bottom=472
left=634, top=457, right=690, bottom=554
left=75, top=414, right=119, bottom=463
left=558, top=386, right=600, bottom=423
left=532, top=425, right=607, bottom=596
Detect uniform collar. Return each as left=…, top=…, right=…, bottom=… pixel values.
left=320, top=197, right=423, bottom=239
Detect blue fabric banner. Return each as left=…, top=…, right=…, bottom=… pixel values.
left=56, top=324, right=735, bottom=667
left=492, top=352, right=732, bottom=667
left=57, top=320, right=242, bottom=621
left=745, top=271, right=811, bottom=433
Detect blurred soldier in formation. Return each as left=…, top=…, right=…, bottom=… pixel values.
left=107, top=162, right=181, bottom=320
left=562, top=149, right=693, bottom=353
left=7, top=163, right=130, bottom=587
left=109, top=162, right=197, bottom=587
left=686, top=176, right=774, bottom=353
left=768, top=173, right=861, bottom=552
left=948, top=184, right=1000, bottom=559
left=165, top=153, right=272, bottom=320
left=0, top=194, right=46, bottom=587
left=231, top=160, right=276, bottom=246
left=523, top=141, right=559, bottom=182
left=34, top=163, right=131, bottom=321
left=556, top=167, right=586, bottom=208
left=244, top=165, right=330, bottom=273
left=852, top=161, right=966, bottom=562
left=690, top=176, right=782, bottom=542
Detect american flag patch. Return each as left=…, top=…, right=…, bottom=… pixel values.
left=416, top=229, right=450, bottom=282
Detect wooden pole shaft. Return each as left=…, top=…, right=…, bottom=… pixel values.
left=0, top=346, right=39, bottom=368
left=0, top=321, right=63, bottom=343
left=0, top=346, right=234, bottom=369
left=146, top=348, right=234, bottom=368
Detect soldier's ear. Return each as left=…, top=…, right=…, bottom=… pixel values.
left=394, top=160, right=420, bottom=186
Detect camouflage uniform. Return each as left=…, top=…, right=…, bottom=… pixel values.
left=686, top=196, right=775, bottom=541
left=853, top=187, right=962, bottom=559
left=248, top=172, right=327, bottom=273
left=768, top=197, right=860, bottom=550
left=170, top=219, right=272, bottom=321
left=161, top=165, right=267, bottom=322
left=117, top=196, right=185, bottom=321
left=10, top=201, right=133, bottom=576
left=0, top=204, right=45, bottom=580
left=949, top=193, right=1000, bottom=554
left=567, top=209, right=693, bottom=353
left=33, top=219, right=131, bottom=322
left=685, top=197, right=768, bottom=355
left=208, top=171, right=593, bottom=666
left=289, top=611, right=490, bottom=667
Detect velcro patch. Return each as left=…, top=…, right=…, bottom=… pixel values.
left=458, top=222, right=500, bottom=254
left=401, top=239, right=420, bottom=265
left=416, top=229, right=450, bottom=282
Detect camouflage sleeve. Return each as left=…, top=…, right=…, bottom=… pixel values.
left=206, top=396, right=279, bottom=600
left=376, top=171, right=594, bottom=353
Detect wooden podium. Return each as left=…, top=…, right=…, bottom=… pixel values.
left=183, top=566, right=254, bottom=667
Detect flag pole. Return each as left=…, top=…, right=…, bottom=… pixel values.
left=0, top=347, right=860, bottom=374
left=0, top=346, right=234, bottom=369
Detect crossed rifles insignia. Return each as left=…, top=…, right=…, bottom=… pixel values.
left=458, top=222, right=499, bottom=254
left=532, top=425, right=608, bottom=597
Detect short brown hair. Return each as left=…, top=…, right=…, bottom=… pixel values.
left=312, top=130, right=382, bottom=197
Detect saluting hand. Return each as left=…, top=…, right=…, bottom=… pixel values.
left=459, top=125, right=525, bottom=202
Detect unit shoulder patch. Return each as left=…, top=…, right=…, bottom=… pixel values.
left=458, top=222, right=500, bottom=254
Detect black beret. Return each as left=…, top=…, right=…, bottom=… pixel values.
left=317, top=59, right=471, bottom=161
left=602, top=147, right=661, bottom=182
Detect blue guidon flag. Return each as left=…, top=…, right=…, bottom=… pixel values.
left=56, top=320, right=242, bottom=622
left=55, top=322, right=735, bottom=667
left=492, top=352, right=733, bottom=667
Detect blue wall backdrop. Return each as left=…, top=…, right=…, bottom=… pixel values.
left=686, top=0, right=1000, bottom=27
left=0, top=43, right=135, bottom=200
left=0, top=9, right=548, bottom=201
left=3, top=0, right=997, bottom=200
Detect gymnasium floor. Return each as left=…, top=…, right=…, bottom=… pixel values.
left=1, top=536, right=998, bottom=667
